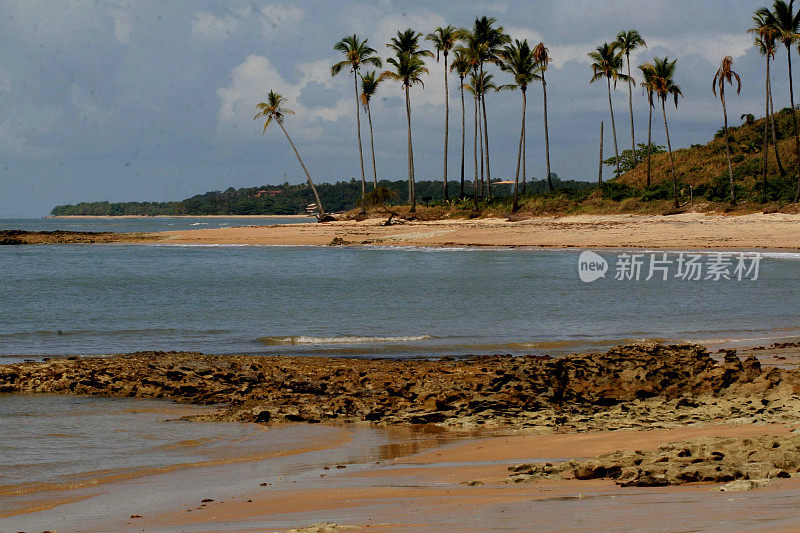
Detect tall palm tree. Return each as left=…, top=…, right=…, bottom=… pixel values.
left=359, top=71, right=381, bottom=189
left=451, top=50, right=471, bottom=198
left=757, top=0, right=800, bottom=201
left=382, top=29, right=432, bottom=212
left=464, top=72, right=482, bottom=210
left=642, top=58, right=683, bottom=208
left=533, top=42, right=554, bottom=192
left=750, top=12, right=787, bottom=191
left=616, top=30, right=647, bottom=165
left=470, top=17, right=510, bottom=200
left=254, top=90, right=325, bottom=219
left=455, top=33, right=482, bottom=201
left=712, top=56, right=742, bottom=205
left=498, top=39, right=540, bottom=212
left=589, top=42, right=630, bottom=175
left=639, top=64, right=656, bottom=187
left=479, top=72, right=499, bottom=199
left=331, top=35, right=381, bottom=214
left=427, top=25, right=458, bottom=202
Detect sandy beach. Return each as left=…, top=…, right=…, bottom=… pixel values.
left=145, top=213, right=800, bottom=249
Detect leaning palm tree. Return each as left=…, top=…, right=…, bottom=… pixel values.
left=615, top=30, right=647, bottom=164
left=639, top=64, right=657, bottom=187
left=589, top=42, right=630, bottom=175
left=712, top=56, right=742, bottom=205
left=643, top=58, right=683, bottom=208
left=498, top=39, right=540, bottom=212
left=359, top=71, right=381, bottom=189
left=757, top=0, right=800, bottom=201
left=385, top=29, right=433, bottom=212
left=750, top=12, right=786, bottom=189
left=331, top=35, right=382, bottom=213
left=427, top=25, right=458, bottom=202
left=451, top=50, right=471, bottom=198
left=254, top=90, right=325, bottom=220
left=533, top=42, right=554, bottom=192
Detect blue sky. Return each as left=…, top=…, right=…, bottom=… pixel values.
left=0, top=0, right=781, bottom=216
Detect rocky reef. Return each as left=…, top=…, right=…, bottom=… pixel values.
left=1, top=344, right=798, bottom=430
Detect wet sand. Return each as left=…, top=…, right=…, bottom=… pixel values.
left=134, top=423, right=800, bottom=532
left=146, top=213, right=800, bottom=250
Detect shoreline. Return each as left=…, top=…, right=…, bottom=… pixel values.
left=3, top=341, right=800, bottom=530
left=45, top=214, right=315, bottom=219
left=5, top=213, right=800, bottom=249
left=119, top=212, right=800, bottom=250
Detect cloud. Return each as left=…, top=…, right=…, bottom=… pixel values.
left=261, top=4, right=304, bottom=35
left=191, top=11, right=243, bottom=40
left=109, top=7, right=133, bottom=45
left=216, top=54, right=350, bottom=142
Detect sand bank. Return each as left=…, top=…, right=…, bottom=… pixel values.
left=147, top=212, right=800, bottom=249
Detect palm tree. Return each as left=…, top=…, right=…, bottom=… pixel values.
left=712, top=56, right=742, bottom=205
left=331, top=35, right=382, bottom=214
left=750, top=12, right=787, bottom=191
left=464, top=72, right=482, bottom=210
left=427, top=25, right=458, bottom=202
left=533, top=42, right=554, bottom=192
left=359, top=71, right=381, bottom=189
left=254, top=90, right=325, bottom=220
left=470, top=17, right=510, bottom=200
left=498, top=39, right=540, bottom=212
left=639, top=64, right=656, bottom=187
left=455, top=33, right=482, bottom=202
left=479, top=72, right=499, bottom=199
left=642, top=58, right=683, bottom=208
left=382, top=29, right=432, bottom=212
left=757, top=0, right=800, bottom=201
left=615, top=30, right=647, bottom=165
left=451, top=50, right=471, bottom=198
left=589, top=42, right=630, bottom=175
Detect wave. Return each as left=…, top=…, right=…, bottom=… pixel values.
left=256, top=334, right=434, bottom=345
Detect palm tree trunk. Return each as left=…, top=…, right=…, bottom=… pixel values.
left=722, top=93, right=735, bottom=205
left=459, top=75, right=466, bottom=199
left=522, top=94, right=527, bottom=196
left=787, top=46, right=800, bottom=202
left=482, top=91, right=492, bottom=200
left=763, top=56, right=770, bottom=201
left=353, top=71, right=366, bottom=213
left=542, top=73, right=553, bottom=191
left=769, top=71, right=786, bottom=175
left=278, top=121, right=325, bottom=219
left=478, top=95, right=485, bottom=197
left=443, top=53, right=450, bottom=202
left=607, top=77, right=620, bottom=175
left=626, top=52, right=636, bottom=164
left=473, top=93, right=479, bottom=211
left=646, top=95, right=653, bottom=187
left=512, top=89, right=525, bottom=212
left=366, top=101, right=378, bottom=189
left=598, top=120, right=604, bottom=185
left=662, top=99, right=678, bottom=208
left=405, top=84, right=416, bottom=212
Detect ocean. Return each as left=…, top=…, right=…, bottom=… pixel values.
left=1, top=220, right=798, bottom=359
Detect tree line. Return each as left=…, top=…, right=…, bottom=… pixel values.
left=254, top=2, right=800, bottom=219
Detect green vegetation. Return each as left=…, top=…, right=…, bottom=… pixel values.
left=50, top=178, right=594, bottom=216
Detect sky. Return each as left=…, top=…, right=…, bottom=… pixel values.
left=0, top=0, right=785, bottom=216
